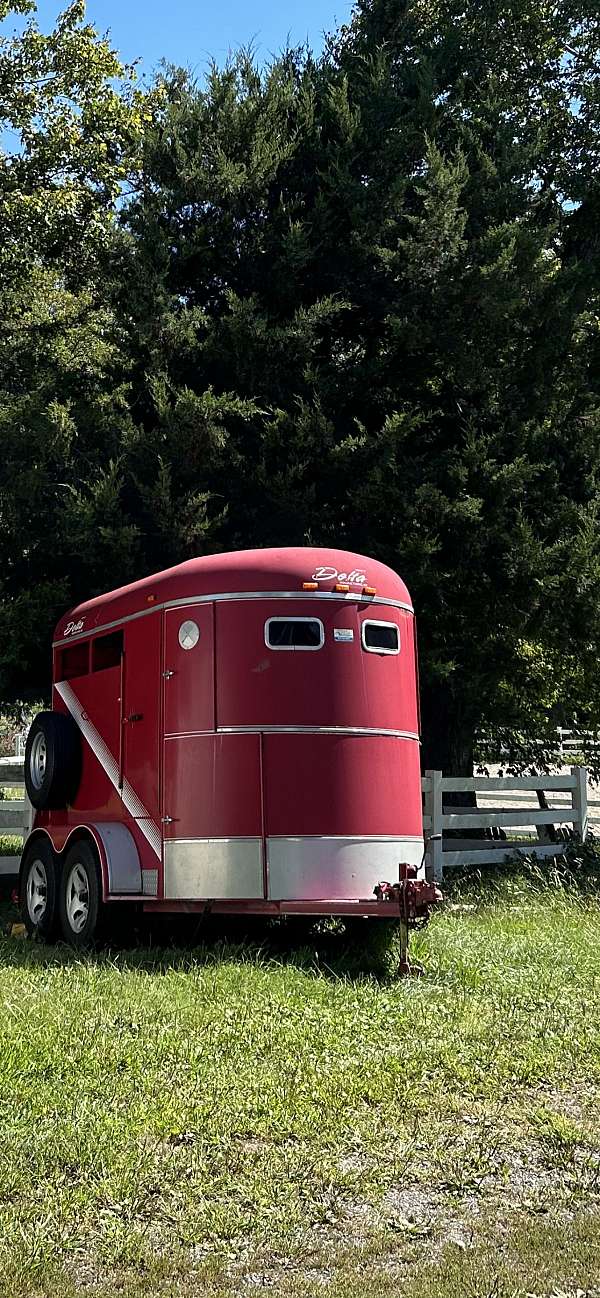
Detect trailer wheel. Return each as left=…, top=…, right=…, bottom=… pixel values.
left=25, top=711, right=81, bottom=810
left=58, top=840, right=101, bottom=948
left=20, top=838, right=58, bottom=939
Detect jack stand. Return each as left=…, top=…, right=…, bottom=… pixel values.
left=399, top=919, right=410, bottom=976
left=374, top=865, right=442, bottom=977
left=398, top=920, right=424, bottom=977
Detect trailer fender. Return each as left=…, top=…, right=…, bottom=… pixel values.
left=18, top=827, right=56, bottom=886
left=21, top=824, right=143, bottom=901
left=88, top=823, right=142, bottom=898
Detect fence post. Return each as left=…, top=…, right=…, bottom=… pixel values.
left=425, top=769, right=444, bottom=882
left=22, top=790, right=33, bottom=843
left=571, top=764, right=588, bottom=841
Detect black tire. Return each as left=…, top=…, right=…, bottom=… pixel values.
left=20, top=838, right=59, bottom=939
left=58, top=839, right=102, bottom=948
left=24, top=711, right=81, bottom=810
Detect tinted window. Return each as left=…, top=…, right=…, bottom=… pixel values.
left=58, top=641, right=89, bottom=680
left=362, top=622, right=400, bottom=654
left=92, top=630, right=123, bottom=672
left=265, top=618, right=324, bottom=649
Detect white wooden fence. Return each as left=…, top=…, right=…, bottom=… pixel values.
left=556, top=731, right=597, bottom=759
left=477, top=728, right=599, bottom=762
left=0, top=757, right=32, bottom=875
left=423, top=767, right=588, bottom=882
left=0, top=757, right=589, bottom=884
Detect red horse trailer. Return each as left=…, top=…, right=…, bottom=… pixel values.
left=20, top=547, right=437, bottom=949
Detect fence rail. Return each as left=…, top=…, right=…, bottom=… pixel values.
left=0, top=756, right=32, bottom=874
left=477, top=728, right=600, bottom=761
left=0, top=757, right=590, bottom=885
left=423, top=766, right=588, bottom=881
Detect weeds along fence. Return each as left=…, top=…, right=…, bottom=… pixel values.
left=423, top=767, right=589, bottom=882
left=0, top=756, right=591, bottom=883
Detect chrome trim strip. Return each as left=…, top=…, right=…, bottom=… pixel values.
left=170, top=836, right=262, bottom=844
left=106, top=894, right=145, bottom=901
left=164, top=731, right=215, bottom=739
left=169, top=590, right=413, bottom=611
left=163, top=727, right=419, bottom=740
left=53, top=589, right=413, bottom=645
left=215, top=726, right=420, bottom=740
left=268, top=834, right=424, bottom=842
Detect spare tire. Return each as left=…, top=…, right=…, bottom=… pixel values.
left=24, top=711, right=82, bottom=810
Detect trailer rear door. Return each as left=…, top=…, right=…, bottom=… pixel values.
left=162, top=605, right=215, bottom=736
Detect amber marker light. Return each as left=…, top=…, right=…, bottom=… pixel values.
left=363, top=585, right=377, bottom=596
left=302, top=582, right=319, bottom=590
left=335, top=582, right=350, bottom=592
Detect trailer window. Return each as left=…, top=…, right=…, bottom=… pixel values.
left=265, top=618, right=324, bottom=650
left=92, top=630, right=123, bottom=672
left=58, top=641, right=89, bottom=680
left=362, top=621, right=400, bottom=654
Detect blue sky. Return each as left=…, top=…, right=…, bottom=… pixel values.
left=16, top=0, right=353, bottom=78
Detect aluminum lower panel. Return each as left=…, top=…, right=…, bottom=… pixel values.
left=163, top=838, right=264, bottom=900
left=267, top=836, right=425, bottom=901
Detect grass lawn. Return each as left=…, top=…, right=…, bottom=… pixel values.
left=1, top=875, right=600, bottom=1297
left=0, top=834, right=21, bottom=856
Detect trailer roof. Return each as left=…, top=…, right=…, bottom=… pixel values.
left=53, top=547, right=413, bottom=643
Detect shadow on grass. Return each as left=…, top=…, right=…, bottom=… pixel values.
left=4, top=837, right=600, bottom=981
left=0, top=889, right=407, bottom=981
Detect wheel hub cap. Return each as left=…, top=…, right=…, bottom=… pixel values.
left=30, top=733, right=47, bottom=791
left=66, top=863, right=89, bottom=934
left=27, top=859, right=47, bottom=924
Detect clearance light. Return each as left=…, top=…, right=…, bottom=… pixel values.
left=335, top=582, right=350, bottom=592
left=363, top=585, right=377, bottom=596
left=146, top=593, right=157, bottom=603
left=302, top=582, right=319, bottom=590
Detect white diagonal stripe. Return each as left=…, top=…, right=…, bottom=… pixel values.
left=55, top=681, right=161, bottom=860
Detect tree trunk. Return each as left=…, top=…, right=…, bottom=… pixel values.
left=420, top=685, right=480, bottom=834
left=420, top=684, right=475, bottom=778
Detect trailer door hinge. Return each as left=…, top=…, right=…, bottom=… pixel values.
left=162, top=815, right=174, bottom=824
left=163, top=670, right=175, bottom=679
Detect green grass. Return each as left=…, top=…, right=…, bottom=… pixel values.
left=0, top=781, right=24, bottom=855
left=2, top=878, right=600, bottom=1297
left=0, top=833, right=20, bottom=855
left=0, top=781, right=25, bottom=855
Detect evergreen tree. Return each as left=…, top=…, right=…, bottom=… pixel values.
left=0, top=1, right=153, bottom=700
left=122, top=3, right=600, bottom=771
left=3, top=0, right=600, bottom=777
left=325, top=0, right=600, bottom=770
